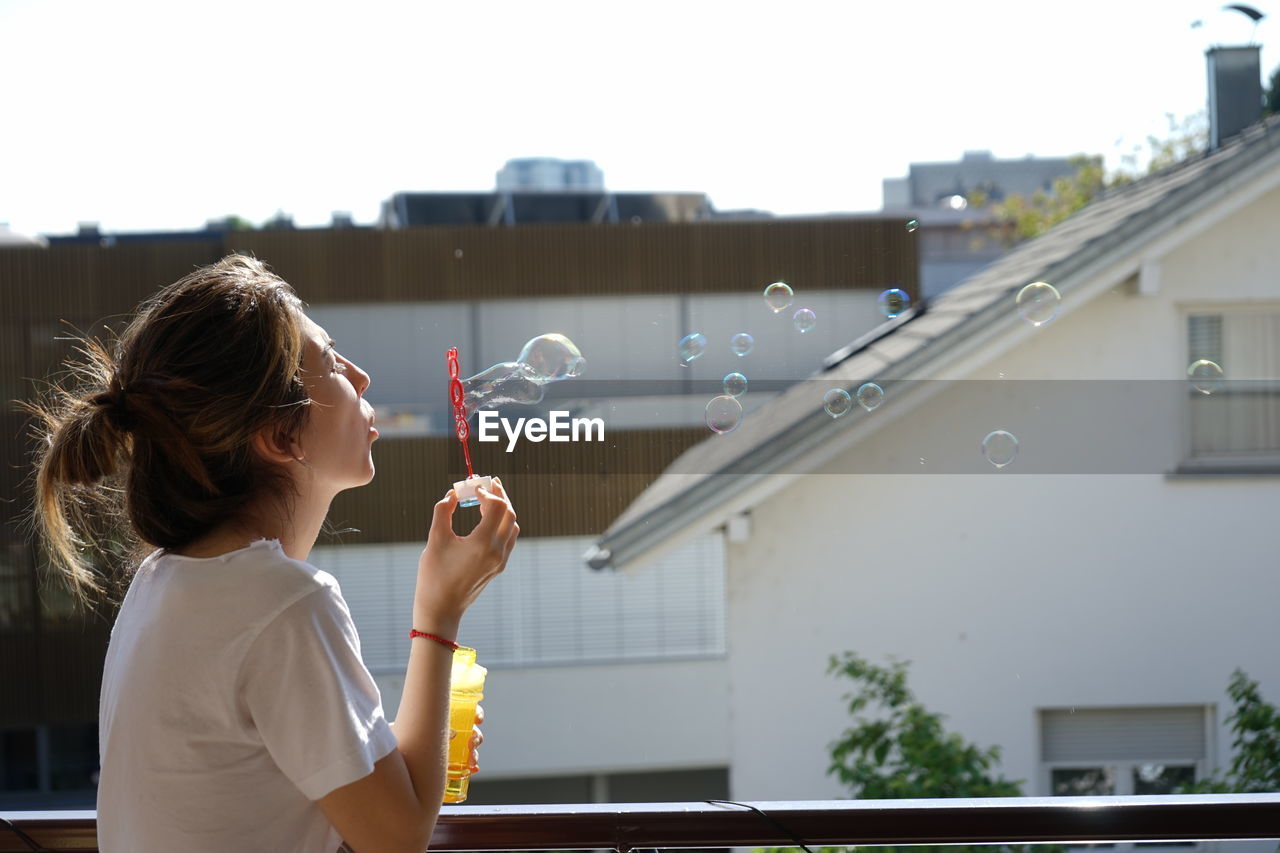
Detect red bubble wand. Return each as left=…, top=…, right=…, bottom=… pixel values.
left=447, top=347, right=491, bottom=507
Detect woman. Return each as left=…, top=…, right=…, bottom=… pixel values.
left=30, top=255, right=519, bottom=852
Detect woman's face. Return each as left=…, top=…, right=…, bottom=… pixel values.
left=294, top=313, right=378, bottom=492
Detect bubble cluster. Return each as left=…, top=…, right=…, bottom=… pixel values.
left=678, top=332, right=708, bottom=364
left=1016, top=281, right=1061, bottom=327
left=764, top=282, right=794, bottom=313
left=706, top=395, right=743, bottom=434
left=723, top=372, right=748, bottom=398
left=1187, top=359, right=1224, bottom=395
left=793, top=308, right=816, bottom=333
left=856, top=382, right=884, bottom=411
left=982, top=430, right=1019, bottom=468
left=879, top=288, right=910, bottom=319
left=823, top=388, right=852, bottom=418
left=730, top=332, right=755, bottom=357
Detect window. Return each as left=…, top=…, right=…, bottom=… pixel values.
left=0, top=729, right=39, bottom=793
left=312, top=534, right=726, bottom=671
left=1185, top=311, right=1280, bottom=467
left=1041, top=707, right=1210, bottom=849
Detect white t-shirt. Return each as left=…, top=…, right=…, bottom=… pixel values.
left=98, top=539, right=399, bottom=853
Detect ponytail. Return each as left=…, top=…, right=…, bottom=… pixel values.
left=28, top=337, right=132, bottom=602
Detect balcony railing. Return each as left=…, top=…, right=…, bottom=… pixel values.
left=3, top=794, right=1280, bottom=852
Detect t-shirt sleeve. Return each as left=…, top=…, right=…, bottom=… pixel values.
left=239, top=582, right=399, bottom=801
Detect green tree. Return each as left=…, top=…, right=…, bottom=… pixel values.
left=1183, top=669, right=1280, bottom=794
left=1266, top=63, right=1280, bottom=117
left=967, top=155, right=1106, bottom=247
left=825, top=652, right=1022, bottom=801
left=760, top=653, right=1047, bottom=853
left=967, top=112, right=1208, bottom=246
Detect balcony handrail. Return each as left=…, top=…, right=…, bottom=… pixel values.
left=3, top=794, right=1280, bottom=852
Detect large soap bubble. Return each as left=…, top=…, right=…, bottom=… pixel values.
left=982, top=430, right=1019, bottom=468
left=706, top=395, right=744, bottom=434
left=1016, top=282, right=1061, bottom=326
left=517, top=333, right=586, bottom=383
left=679, top=332, right=708, bottom=364
left=763, top=282, right=794, bottom=313
left=462, top=333, right=585, bottom=415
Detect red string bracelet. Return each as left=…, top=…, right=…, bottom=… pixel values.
left=409, top=629, right=460, bottom=651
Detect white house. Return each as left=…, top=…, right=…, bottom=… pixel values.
left=586, top=98, right=1280, bottom=844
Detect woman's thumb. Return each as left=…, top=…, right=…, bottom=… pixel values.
left=429, top=489, right=459, bottom=538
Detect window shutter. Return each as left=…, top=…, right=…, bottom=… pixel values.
left=1187, top=315, right=1223, bottom=366
left=312, top=535, right=726, bottom=671
left=1041, top=707, right=1207, bottom=762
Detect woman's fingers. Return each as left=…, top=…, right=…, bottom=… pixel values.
left=470, top=705, right=485, bottom=773
left=428, top=489, right=459, bottom=541
left=472, top=480, right=518, bottom=565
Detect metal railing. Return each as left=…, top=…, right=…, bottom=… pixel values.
left=3, top=794, right=1280, bottom=852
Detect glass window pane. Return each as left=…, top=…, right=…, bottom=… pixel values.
left=1133, top=764, right=1196, bottom=795
left=1052, top=766, right=1116, bottom=796
left=1, top=729, right=39, bottom=791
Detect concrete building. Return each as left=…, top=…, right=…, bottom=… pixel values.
left=496, top=157, right=606, bottom=192
left=882, top=150, right=1080, bottom=301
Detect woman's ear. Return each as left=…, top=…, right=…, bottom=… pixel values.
left=251, top=424, right=300, bottom=466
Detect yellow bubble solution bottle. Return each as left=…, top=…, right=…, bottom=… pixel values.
left=444, top=646, right=486, bottom=803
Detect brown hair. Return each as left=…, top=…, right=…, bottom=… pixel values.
left=27, top=255, right=311, bottom=604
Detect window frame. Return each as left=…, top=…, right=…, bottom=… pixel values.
left=1179, top=304, right=1280, bottom=473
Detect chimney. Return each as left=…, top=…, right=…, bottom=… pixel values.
left=1206, top=45, right=1262, bottom=149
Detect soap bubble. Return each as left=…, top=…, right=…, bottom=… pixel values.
left=462, top=333, right=585, bottom=415
left=793, top=308, right=816, bottom=333
left=730, top=332, right=755, bottom=357
left=517, top=333, right=585, bottom=383
left=678, top=332, right=708, bottom=364
left=723, top=372, right=748, bottom=397
left=856, top=382, right=885, bottom=411
left=462, top=361, right=545, bottom=415
left=764, top=282, right=794, bottom=313
left=1016, top=281, right=1061, bottom=326
left=1187, top=359, right=1224, bottom=395
left=706, top=395, right=743, bottom=434
left=879, top=288, right=910, bottom=318
left=906, top=219, right=919, bottom=233
left=454, top=248, right=464, bottom=259
left=982, top=430, right=1019, bottom=468
left=823, top=388, right=852, bottom=418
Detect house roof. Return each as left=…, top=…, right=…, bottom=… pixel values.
left=587, top=114, right=1280, bottom=571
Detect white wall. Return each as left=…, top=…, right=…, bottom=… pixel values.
left=372, top=658, right=731, bottom=778
left=723, top=186, right=1280, bottom=805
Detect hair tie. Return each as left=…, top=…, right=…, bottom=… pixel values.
left=91, top=382, right=134, bottom=432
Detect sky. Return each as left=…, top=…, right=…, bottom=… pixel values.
left=1, top=0, right=1275, bottom=237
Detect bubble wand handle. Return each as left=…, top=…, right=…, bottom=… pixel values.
left=447, top=347, right=475, bottom=479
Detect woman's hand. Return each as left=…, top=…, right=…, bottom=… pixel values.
left=414, top=478, right=519, bottom=633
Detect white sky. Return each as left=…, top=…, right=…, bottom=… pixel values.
left=1, top=0, right=1275, bottom=236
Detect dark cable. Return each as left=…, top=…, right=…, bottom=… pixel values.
left=705, top=799, right=816, bottom=853
left=0, top=816, right=46, bottom=851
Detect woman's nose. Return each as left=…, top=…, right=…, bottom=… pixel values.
left=351, top=361, right=371, bottom=394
